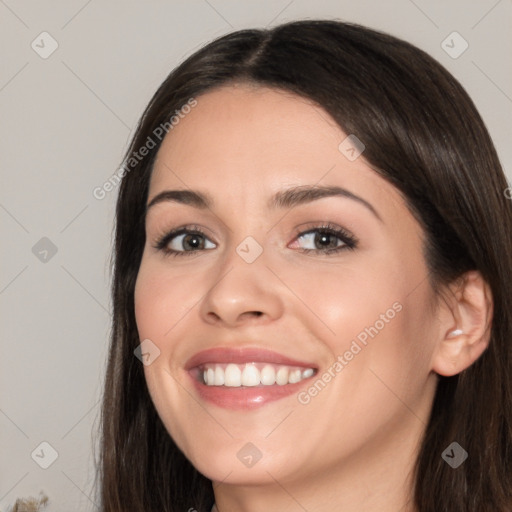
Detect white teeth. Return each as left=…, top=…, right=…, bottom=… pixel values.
left=260, top=365, right=276, bottom=385
left=288, top=369, right=302, bottom=384
left=224, top=364, right=242, bottom=387
left=214, top=365, right=224, bottom=385
left=200, top=362, right=316, bottom=387
left=275, top=367, right=289, bottom=385
left=302, top=368, right=314, bottom=379
left=241, top=364, right=260, bottom=386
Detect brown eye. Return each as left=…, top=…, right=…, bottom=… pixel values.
left=292, top=224, right=357, bottom=254
left=175, top=233, right=206, bottom=251
left=154, top=227, right=216, bottom=257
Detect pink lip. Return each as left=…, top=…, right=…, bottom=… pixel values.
left=185, top=347, right=318, bottom=410
left=185, top=347, right=317, bottom=370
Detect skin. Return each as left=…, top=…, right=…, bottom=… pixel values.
left=134, top=82, right=492, bottom=512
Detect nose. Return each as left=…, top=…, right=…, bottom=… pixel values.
left=199, top=247, right=285, bottom=327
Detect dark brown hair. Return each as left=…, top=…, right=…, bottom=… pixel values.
left=96, top=19, right=512, bottom=511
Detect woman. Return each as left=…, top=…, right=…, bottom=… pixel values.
left=96, top=19, right=512, bottom=511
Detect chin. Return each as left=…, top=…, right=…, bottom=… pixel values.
left=182, top=439, right=294, bottom=484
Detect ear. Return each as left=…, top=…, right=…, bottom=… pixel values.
left=431, top=270, right=493, bottom=377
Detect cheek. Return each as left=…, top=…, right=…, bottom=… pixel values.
left=282, top=253, right=404, bottom=350
left=299, top=251, right=435, bottom=385
left=133, top=258, right=201, bottom=449
left=134, top=258, right=198, bottom=340
left=348, top=273, right=438, bottom=405
left=134, top=269, right=165, bottom=340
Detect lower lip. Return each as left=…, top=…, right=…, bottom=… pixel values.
left=187, top=369, right=315, bottom=410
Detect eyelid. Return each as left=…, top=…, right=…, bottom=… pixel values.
left=152, top=221, right=358, bottom=257
left=290, top=221, right=358, bottom=251
left=152, top=223, right=217, bottom=243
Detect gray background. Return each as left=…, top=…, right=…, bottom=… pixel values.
left=1, top=1, right=510, bottom=510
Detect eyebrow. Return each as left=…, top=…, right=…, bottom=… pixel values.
left=146, top=185, right=382, bottom=222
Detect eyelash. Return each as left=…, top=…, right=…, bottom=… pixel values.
left=153, top=222, right=358, bottom=258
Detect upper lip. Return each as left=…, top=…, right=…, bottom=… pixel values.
left=185, top=347, right=318, bottom=370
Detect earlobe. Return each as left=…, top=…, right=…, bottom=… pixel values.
left=431, top=270, right=493, bottom=377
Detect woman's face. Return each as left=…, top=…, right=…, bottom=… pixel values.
left=134, top=83, right=441, bottom=489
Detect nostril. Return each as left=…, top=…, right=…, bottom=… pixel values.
left=239, top=311, right=264, bottom=321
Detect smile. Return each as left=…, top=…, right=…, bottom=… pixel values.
left=185, top=347, right=319, bottom=409
left=200, top=362, right=316, bottom=387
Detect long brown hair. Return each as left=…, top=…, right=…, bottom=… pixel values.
left=96, top=19, right=512, bottom=511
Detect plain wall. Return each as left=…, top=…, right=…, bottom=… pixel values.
left=1, top=1, right=511, bottom=510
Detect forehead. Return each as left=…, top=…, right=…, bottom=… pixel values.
left=155, top=83, right=341, bottom=165
left=149, top=83, right=402, bottom=214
